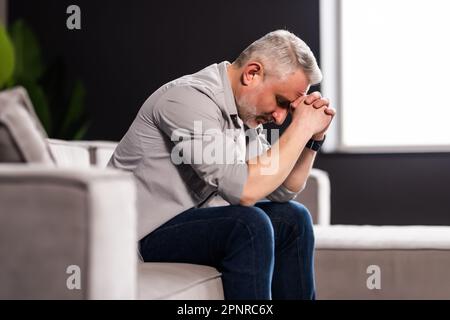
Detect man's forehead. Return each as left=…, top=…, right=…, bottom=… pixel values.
left=273, top=71, right=310, bottom=100
left=276, top=84, right=310, bottom=101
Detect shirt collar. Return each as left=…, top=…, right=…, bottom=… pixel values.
left=218, top=61, right=239, bottom=116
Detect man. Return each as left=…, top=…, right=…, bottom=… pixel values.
left=108, top=30, right=335, bottom=299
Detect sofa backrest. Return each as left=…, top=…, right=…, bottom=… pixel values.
left=47, top=139, right=91, bottom=168
left=0, top=87, right=54, bottom=164
left=47, top=139, right=117, bottom=168
left=0, top=87, right=118, bottom=168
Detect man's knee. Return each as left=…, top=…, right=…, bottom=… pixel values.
left=268, top=201, right=314, bottom=236
left=230, top=205, right=275, bottom=240
left=222, top=206, right=275, bottom=265
left=287, top=201, right=313, bottom=224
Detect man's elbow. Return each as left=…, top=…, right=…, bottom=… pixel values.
left=238, top=179, right=264, bottom=206
left=298, top=183, right=307, bottom=193
left=239, top=193, right=257, bottom=207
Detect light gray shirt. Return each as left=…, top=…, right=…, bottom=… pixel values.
left=108, top=61, right=299, bottom=239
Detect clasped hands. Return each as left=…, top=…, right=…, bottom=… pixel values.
left=290, top=91, right=336, bottom=140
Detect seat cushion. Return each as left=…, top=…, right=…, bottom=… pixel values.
left=0, top=87, right=54, bottom=164
left=314, top=225, right=450, bottom=299
left=138, top=262, right=224, bottom=300
left=315, top=225, right=450, bottom=249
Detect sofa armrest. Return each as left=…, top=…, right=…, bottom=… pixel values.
left=292, top=168, right=331, bottom=226
left=0, top=165, right=137, bottom=299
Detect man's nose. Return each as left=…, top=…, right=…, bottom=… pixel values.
left=272, top=108, right=288, bottom=125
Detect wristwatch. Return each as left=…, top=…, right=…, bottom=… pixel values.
left=305, top=135, right=326, bottom=152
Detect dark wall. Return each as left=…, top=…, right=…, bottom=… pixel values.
left=9, top=0, right=320, bottom=141
left=9, top=0, right=450, bottom=226
left=314, top=153, right=450, bottom=225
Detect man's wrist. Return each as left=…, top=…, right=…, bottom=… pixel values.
left=292, top=118, right=315, bottom=138
left=305, top=135, right=326, bottom=152
left=312, top=133, right=326, bottom=141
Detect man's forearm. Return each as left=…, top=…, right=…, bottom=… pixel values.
left=240, top=121, right=313, bottom=206
left=281, top=147, right=317, bottom=193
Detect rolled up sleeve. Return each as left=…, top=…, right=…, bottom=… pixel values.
left=152, top=86, right=247, bottom=204
left=266, top=183, right=300, bottom=202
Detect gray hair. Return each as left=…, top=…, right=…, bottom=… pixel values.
left=234, top=30, right=322, bottom=85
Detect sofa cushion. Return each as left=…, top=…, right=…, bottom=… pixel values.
left=0, top=87, right=54, bottom=164
left=138, top=262, right=224, bottom=300
left=314, top=225, right=450, bottom=299
left=47, top=139, right=91, bottom=168
left=46, top=140, right=118, bottom=168
left=0, top=124, right=24, bottom=162
left=89, top=141, right=117, bottom=168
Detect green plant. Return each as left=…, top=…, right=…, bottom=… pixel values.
left=0, top=20, right=89, bottom=140
left=0, top=24, right=14, bottom=88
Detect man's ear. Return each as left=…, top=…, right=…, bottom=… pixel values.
left=241, top=62, right=264, bottom=86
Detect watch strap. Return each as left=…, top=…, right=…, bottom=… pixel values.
left=305, top=135, right=326, bottom=151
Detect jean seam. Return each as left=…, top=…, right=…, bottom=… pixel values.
left=270, top=217, right=300, bottom=253
left=295, top=235, right=305, bottom=298
left=271, top=216, right=307, bottom=298
left=296, top=221, right=314, bottom=299
left=223, top=217, right=259, bottom=299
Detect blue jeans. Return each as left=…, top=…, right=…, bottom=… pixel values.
left=139, top=200, right=316, bottom=300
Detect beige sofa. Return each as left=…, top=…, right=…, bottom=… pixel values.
left=0, top=87, right=328, bottom=299
left=3, top=86, right=450, bottom=299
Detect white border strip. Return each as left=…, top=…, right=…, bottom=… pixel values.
left=319, top=0, right=341, bottom=153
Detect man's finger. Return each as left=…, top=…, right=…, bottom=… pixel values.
left=312, top=98, right=330, bottom=109
left=324, top=107, right=336, bottom=116
left=290, top=95, right=307, bottom=108
left=304, top=91, right=322, bottom=105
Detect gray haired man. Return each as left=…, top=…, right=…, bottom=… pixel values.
left=109, top=30, right=335, bottom=299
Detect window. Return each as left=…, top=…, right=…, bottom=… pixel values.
left=320, top=0, right=450, bottom=152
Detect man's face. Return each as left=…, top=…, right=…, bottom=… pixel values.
left=236, top=69, right=310, bottom=128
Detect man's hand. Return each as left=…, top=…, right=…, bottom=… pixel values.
left=292, top=91, right=336, bottom=140
left=241, top=93, right=332, bottom=205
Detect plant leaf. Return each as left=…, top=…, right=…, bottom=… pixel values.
left=61, top=80, right=86, bottom=137
left=72, top=121, right=90, bottom=140
left=23, top=82, right=52, bottom=135
left=0, top=24, right=15, bottom=88
left=9, top=20, right=44, bottom=83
